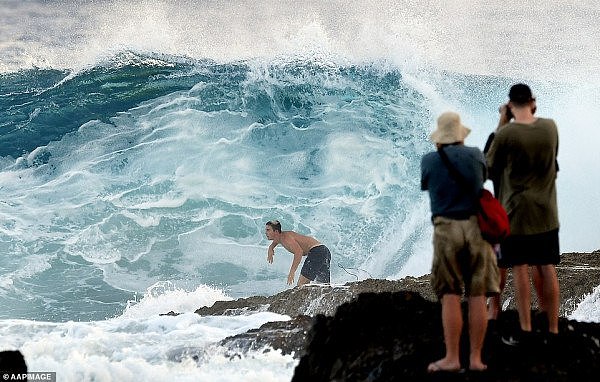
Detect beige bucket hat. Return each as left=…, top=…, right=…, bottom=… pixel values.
left=430, top=111, right=471, bottom=144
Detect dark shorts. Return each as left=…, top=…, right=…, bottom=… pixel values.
left=499, top=228, right=560, bottom=267
left=300, top=245, right=331, bottom=283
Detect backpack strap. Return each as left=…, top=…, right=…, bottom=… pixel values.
left=438, top=146, right=468, bottom=188
left=437, top=146, right=479, bottom=202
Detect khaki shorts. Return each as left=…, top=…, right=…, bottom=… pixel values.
left=431, top=216, right=500, bottom=299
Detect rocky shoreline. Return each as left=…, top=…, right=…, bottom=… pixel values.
left=192, top=251, right=600, bottom=380
left=4, top=252, right=599, bottom=379
left=194, top=252, right=600, bottom=319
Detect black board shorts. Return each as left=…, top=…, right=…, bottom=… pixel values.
left=300, top=245, right=331, bottom=283
left=499, top=228, right=560, bottom=268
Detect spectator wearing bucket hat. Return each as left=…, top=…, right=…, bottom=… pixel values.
left=421, top=111, right=500, bottom=373
left=486, top=83, right=560, bottom=339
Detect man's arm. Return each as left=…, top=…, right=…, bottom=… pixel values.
left=486, top=106, right=510, bottom=183
left=267, top=241, right=278, bottom=264
left=497, top=104, right=511, bottom=129
left=485, top=132, right=504, bottom=183
left=287, top=250, right=304, bottom=285
left=283, top=239, right=304, bottom=285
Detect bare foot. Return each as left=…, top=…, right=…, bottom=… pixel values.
left=427, top=359, right=462, bottom=373
left=469, top=362, right=488, bottom=371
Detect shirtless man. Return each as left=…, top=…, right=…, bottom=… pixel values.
left=265, top=220, right=331, bottom=286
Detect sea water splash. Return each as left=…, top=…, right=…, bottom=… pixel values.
left=0, top=282, right=294, bottom=381
left=121, top=281, right=232, bottom=319
left=0, top=56, right=438, bottom=322
left=3, top=0, right=599, bottom=84
left=1, top=1, right=600, bottom=381
left=569, top=285, right=600, bottom=323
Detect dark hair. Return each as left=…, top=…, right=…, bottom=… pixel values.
left=509, top=83, right=535, bottom=105
left=265, top=220, right=282, bottom=232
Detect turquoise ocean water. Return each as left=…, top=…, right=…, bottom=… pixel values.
left=1, top=1, right=599, bottom=380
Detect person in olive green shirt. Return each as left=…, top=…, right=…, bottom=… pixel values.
left=486, top=83, right=560, bottom=337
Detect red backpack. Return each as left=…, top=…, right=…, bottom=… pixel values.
left=477, top=189, right=510, bottom=243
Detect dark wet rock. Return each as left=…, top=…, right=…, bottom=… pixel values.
left=0, top=350, right=27, bottom=373
left=195, top=252, right=600, bottom=319
left=194, top=277, right=434, bottom=318
left=195, top=295, right=270, bottom=316
left=292, top=291, right=600, bottom=381
left=166, top=346, right=208, bottom=364
left=294, top=291, right=438, bottom=381
left=218, top=315, right=313, bottom=359
left=196, top=251, right=600, bottom=317
left=160, top=310, right=180, bottom=316
left=192, top=278, right=435, bottom=359
left=191, top=251, right=600, bottom=365
left=167, top=316, right=314, bottom=364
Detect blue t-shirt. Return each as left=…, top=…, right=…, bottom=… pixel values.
left=421, top=144, right=486, bottom=220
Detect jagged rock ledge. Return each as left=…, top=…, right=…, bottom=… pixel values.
left=195, top=276, right=435, bottom=318
left=293, top=291, right=600, bottom=381
left=194, top=251, right=600, bottom=319
left=177, top=251, right=600, bottom=380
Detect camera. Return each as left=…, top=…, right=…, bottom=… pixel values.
left=505, top=106, right=513, bottom=120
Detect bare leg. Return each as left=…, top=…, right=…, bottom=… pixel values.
left=531, top=265, right=545, bottom=312
left=539, top=264, right=560, bottom=333
left=512, top=265, right=532, bottom=331
left=428, top=294, right=462, bottom=372
left=297, top=275, right=311, bottom=286
left=487, top=268, right=507, bottom=319
left=468, top=295, right=488, bottom=370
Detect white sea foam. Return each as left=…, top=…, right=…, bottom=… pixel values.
left=0, top=255, right=53, bottom=290
left=0, top=311, right=294, bottom=382
left=122, top=281, right=232, bottom=318
left=1, top=3, right=599, bottom=379
left=3, top=1, right=599, bottom=84
left=0, top=281, right=294, bottom=381
left=569, top=285, right=600, bottom=323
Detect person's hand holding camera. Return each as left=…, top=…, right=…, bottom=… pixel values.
left=497, top=103, right=512, bottom=128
